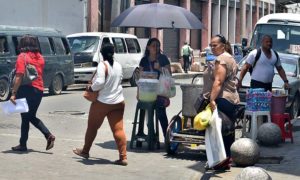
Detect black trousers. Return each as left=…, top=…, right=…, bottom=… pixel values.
left=250, top=79, right=272, bottom=92
left=183, top=55, right=190, bottom=72
left=16, top=85, right=51, bottom=147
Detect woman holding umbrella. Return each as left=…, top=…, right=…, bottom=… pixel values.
left=137, top=38, right=171, bottom=138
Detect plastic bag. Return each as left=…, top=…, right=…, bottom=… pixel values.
left=194, top=105, right=211, bottom=130
left=157, top=68, right=176, bottom=98
left=205, top=108, right=227, bottom=168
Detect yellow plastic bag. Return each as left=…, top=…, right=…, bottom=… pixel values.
left=194, top=105, right=212, bottom=130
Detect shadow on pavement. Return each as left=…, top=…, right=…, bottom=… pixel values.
left=96, top=140, right=166, bottom=153
left=74, top=157, right=114, bottom=165
left=2, top=149, right=53, bottom=155
left=164, top=151, right=206, bottom=162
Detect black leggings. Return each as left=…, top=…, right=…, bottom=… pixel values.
left=16, top=85, right=51, bottom=147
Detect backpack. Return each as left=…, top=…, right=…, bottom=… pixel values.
left=248, top=48, right=279, bottom=74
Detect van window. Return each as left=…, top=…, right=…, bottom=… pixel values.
left=0, top=36, right=9, bottom=54
left=68, top=36, right=99, bottom=53
left=125, top=38, right=141, bottom=53
left=39, top=37, right=53, bottom=55
left=48, top=38, right=56, bottom=54
left=53, top=37, right=66, bottom=55
left=61, top=38, right=70, bottom=54
left=12, top=36, right=22, bottom=55
left=101, top=37, right=110, bottom=49
left=112, top=38, right=126, bottom=54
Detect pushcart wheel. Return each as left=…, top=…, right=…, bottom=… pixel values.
left=165, top=115, right=182, bottom=155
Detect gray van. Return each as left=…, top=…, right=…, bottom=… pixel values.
left=0, top=25, right=74, bottom=101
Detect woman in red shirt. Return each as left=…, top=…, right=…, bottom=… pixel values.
left=10, top=35, right=55, bottom=152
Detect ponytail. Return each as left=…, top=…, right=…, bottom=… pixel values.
left=225, top=41, right=233, bottom=55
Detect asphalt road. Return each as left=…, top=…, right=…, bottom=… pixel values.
left=0, top=79, right=206, bottom=180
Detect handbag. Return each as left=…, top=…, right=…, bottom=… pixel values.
left=83, top=61, right=108, bottom=102
left=9, top=54, right=38, bottom=86
left=194, top=94, right=209, bottom=113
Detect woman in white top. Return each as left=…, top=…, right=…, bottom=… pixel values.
left=73, top=43, right=127, bottom=166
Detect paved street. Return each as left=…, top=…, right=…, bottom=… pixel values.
left=1, top=76, right=300, bottom=180
left=0, top=78, right=206, bottom=180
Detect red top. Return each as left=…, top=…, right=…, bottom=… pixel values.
left=15, top=52, right=45, bottom=91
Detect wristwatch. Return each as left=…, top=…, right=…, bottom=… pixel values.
left=284, top=80, right=289, bottom=83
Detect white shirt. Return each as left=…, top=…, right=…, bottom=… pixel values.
left=246, top=49, right=281, bottom=83
left=91, top=61, right=124, bottom=104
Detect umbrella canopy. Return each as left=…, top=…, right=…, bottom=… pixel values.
left=111, top=3, right=203, bottom=29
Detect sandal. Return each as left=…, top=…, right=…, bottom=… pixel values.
left=204, top=158, right=232, bottom=171
left=73, top=148, right=89, bottom=159
left=11, top=145, right=27, bottom=152
left=212, top=158, right=231, bottom=171
left=46, top=134, right=55, bottom=150
left=114, top=159, right=128, bottom=166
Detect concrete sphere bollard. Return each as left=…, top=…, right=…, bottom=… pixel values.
left=236, top=167, right=272, bottom=180
left=231, top=138, right=260, bottom=166
left=257, top=123, right=282, bottom=146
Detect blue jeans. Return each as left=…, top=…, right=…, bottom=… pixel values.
left=16, top=86, right=51, bottom=147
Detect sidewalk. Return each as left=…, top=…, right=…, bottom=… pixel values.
left=195, top=119, right=300, bottom=180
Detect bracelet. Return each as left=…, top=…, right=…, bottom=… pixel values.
left=284, top=80, right=289, bottom=83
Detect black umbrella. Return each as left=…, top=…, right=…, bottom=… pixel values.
left=111, top=3, right=203, bottom=29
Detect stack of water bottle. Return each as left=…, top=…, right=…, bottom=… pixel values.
left=246, top=88, right=272, bottom=111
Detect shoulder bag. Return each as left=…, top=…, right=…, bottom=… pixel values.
left=83, top=61, right=108, bottom=102
left=9, top=53, right=38, bottom=86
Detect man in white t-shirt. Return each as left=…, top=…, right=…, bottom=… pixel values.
left=238, top=35, right=289, bottom=91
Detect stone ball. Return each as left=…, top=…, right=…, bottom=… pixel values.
left=257, top=123, right=282, bottom=146
left=231, top=138, right=260, bottom=166
left=236, top=167, right=272, bottom=180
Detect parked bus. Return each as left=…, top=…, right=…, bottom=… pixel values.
left=0, top=25, right=74, bottom=101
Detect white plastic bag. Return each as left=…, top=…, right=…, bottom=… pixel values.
left=0, top=98, right=29, bottom=115
left=205, top=107, right=227, bottom=168
left=157, top=68, right=176, bottom=98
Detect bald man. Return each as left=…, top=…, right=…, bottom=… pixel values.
left=238, top=35, right=289, bottom=91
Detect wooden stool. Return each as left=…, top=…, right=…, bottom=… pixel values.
left=271, top=113, right=294, bottom=143
left=130, top=101, right=160, bottom=150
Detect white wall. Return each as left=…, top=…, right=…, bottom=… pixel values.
left=0, top=0, right=86, bottom=35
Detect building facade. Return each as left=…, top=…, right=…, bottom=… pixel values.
left=88, top=0, right=276, bottom=61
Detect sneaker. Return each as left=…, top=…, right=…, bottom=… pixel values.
left=46, top=135, right=55, bottom=150
left=11, top=145, right=27, bottom=152
left=114, top=159, right=128, bottom=166
left=73, top=148, right=89, bottom=159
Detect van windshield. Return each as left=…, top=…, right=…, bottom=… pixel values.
left=68, top=36, right=99, bottom=53
left=250, top=24, right=300, bottom=55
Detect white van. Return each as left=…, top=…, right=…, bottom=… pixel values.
left=67, top=32, right=143, bottom=86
